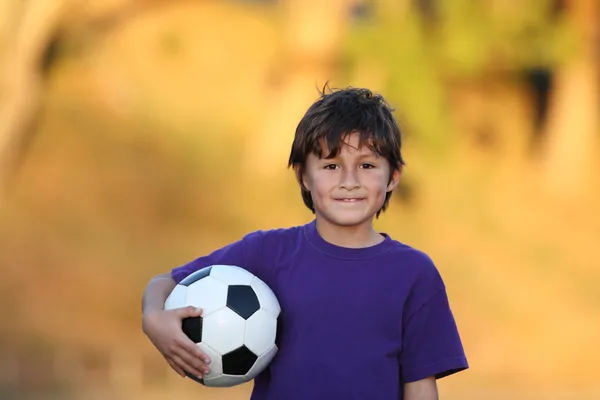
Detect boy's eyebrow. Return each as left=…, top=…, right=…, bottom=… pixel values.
left=318, top=152, right=381, bottom=161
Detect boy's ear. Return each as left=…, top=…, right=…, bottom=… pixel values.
left=293, top=165, right=308, bottom=190
left=386, top=166, right=402, bottom=192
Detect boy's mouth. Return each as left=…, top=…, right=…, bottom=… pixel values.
left=334, top=197, right=365, bottom=202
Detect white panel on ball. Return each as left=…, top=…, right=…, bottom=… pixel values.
left=244, top=344, right=278, bottom=381
left=202, top=308, right=247, bottom=354
left=250, top=277, right=281, bottom=317
left=164, top=284, right=187, bottom=310
left=185, top=276, right=229, bottom=316
left=204, top=373, right=250, bottom=387
left=196, top=342, right=223, bottom=381
left=244, top=309, right=277, bottom=355
left=209, top=265, right=254, bottom=285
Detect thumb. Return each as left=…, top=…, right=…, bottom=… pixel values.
left=180, top=305, right=203, bottom=318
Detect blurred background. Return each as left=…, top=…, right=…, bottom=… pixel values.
left=0, top=0, right=599, bottom=399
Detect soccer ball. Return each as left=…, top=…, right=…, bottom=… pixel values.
left=164, top=264, right=281, bottom=387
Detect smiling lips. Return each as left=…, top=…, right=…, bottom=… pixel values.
left=334, top=197, right=365, bottom=202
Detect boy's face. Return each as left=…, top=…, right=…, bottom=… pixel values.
left=300, top=132, right=401, bottom=229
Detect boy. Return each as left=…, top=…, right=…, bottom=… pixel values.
left=142, top=87, right=468, bottom=399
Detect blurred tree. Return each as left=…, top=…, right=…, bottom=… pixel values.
left=540, top=0, right=599, bottom=199
left=0, top=0, right=66, bottom=199
left=0, top=0, right=198, bottom=200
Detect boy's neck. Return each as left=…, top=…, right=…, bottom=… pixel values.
left=315, top=218, right=384, bottom=248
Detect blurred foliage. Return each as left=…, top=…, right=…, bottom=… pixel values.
left=341, top=0, right=576, bottom=153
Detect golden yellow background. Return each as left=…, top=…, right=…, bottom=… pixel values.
left=0, top=1, right=598, bottom=399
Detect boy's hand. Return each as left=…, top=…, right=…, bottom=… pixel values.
left=142, top=306, right=211, bottom=378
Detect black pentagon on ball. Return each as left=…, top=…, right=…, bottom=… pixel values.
left=182, top=316, right=203, bottom=343
left=180, top=266, right=212, bottom=286
left=226, top=285, right=260, bottom=319
left=222, top=346, right=258, bottom=375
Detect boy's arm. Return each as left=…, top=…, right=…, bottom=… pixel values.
left=141, top=273, right=210, bottom=378
left=404, top=376, right=438, bottom=400
left=142, top=273, right=176, bottom=315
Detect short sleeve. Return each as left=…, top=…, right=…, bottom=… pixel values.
left=400, top=255, right=468, bottom=382
left=171, top=230, right=266, bottom=284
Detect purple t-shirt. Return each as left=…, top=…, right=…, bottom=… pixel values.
left=172, top=220, right=468, bottom=400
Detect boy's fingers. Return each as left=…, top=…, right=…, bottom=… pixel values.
left=178, top=336, right=210, bottom=363
left=179, top=306, right=202, bottom=318
left=172, top=354, right=204, bottom=378
left=176, top=347, right=209, bottom=373
left=166, top=358, right=185, bottom=377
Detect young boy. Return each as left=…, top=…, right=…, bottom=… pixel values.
left=142, top=87, right=468, bottom=400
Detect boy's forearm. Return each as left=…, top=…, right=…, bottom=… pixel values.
left=142, top=273, right=177, bottom=315
left=404, top=377, right=438, bottom=400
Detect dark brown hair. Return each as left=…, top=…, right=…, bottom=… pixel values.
left=288, top=85, right=405, bottom=217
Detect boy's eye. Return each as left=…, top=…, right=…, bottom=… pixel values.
left=323, top=164, right=339, bottom=170
left=361, top=163, right=375, bottom=169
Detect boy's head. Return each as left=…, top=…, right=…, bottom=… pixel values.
left=288, top=86, right=405, bottom=221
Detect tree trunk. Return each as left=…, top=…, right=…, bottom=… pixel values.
left=0, top=0, right=67, bottom=199
left=540, top=0, right=599, bottom=200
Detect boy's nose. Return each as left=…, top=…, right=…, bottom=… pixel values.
left=339, top=169, right=360, bottom=190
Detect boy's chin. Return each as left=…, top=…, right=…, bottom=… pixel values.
left=319, top=213, right=374, bottom=228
